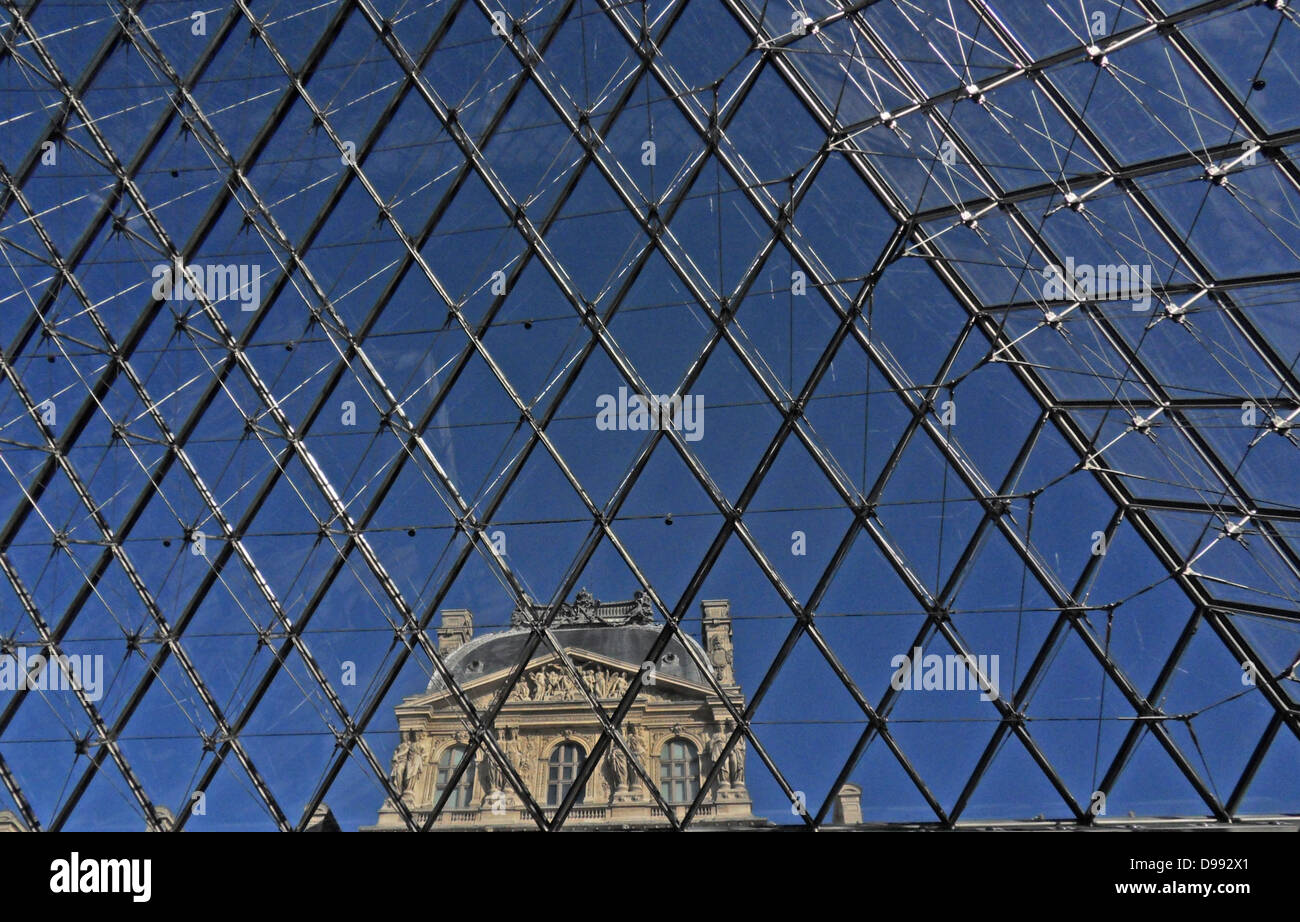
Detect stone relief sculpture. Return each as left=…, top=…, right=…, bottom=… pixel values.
left=598, top=668, right=630, bottom=699
left=506, top=663, right=631, bottom=702
left=710, top=637, right=732, bottom=673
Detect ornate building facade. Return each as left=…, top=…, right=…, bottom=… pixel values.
left=365, top=594, right=764, bottom=829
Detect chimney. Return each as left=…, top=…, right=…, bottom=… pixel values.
left=147, top=805, right=176, bottom=832
left=833, top=783, right=863, bottom=825
left=305, top=803, right=341, bottom=832
left=700, top=599, right=735, bottom=686
left=437, top=609, right=473, bottom=654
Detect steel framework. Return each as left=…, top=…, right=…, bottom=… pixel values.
left=0, top=0, right=1296, bottom=830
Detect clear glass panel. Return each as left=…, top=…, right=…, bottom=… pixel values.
left=1, top=0, right=1296, bottom=833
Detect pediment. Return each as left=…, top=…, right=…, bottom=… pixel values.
left=405, top=648, right=711, bottom=709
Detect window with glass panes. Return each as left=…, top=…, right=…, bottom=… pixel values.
left=659, top=739, right=700, bottom=804
left=546, top=743, right=586, bottom=807
left=435, top=745, right=475, bottom=809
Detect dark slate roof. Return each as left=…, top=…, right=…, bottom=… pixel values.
left=425, top=623, right=713, bottom=692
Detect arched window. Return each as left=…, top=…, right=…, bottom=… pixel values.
left=435, top=744, right=475, bottom=809
left=659, top=738, right=700, bottom=804
left=546, top=742, right=586, bottom=807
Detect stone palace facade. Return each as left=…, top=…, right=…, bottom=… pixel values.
left=364, top=592, right=765, bottom=829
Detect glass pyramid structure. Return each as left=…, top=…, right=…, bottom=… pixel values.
left=0, top=0, right=1297, bottom=830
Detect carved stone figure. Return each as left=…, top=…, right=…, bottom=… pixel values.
left=503, top=737, right=528, bottom=793
left=571, top=588, right=597, bottom=621
left=389, top=738, right=410, bottom=792
left=727, top=735, right=746, bottom=787
left=402, top=740, right=421, bottom=794
left=626, top=726, right=647, bottom=791
left=710, top=637, right=728, bottom=672
left=509, top=593, right=536, bottom=627
left=628, top=590, right=654, bottom=624
left=511, top=590, right=666, bottom=628
left=389, top=733, right=425, bottom=800
left=516, top=664, right=636, bottom=701
left=480, top=751, right=505, bottom=794
left=707, top=731, right=728, bottom=788
left=606, top=745, right=628, bottom=793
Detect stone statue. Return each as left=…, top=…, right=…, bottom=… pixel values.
left=390, top=733, right=425, bottom=799
left=606, top=745, right=628, bottom=793
left=626, top=726, right=647, bottom=790
left=509, top=592, right=535, bottom=627
left=389, top=738, right=410, bottom=792
left=727, top=734, right=746, bottom=787
left=516, top=589, right=663, bottom=628
left=572, top=588, right=597, bottom=621
left=503, top=737, right=527, bottom=794
left=708, top=731, right=728, bottom=787
left=481, top=750, right=505, bottom=793
left=628, top=590, right=654, bottom=624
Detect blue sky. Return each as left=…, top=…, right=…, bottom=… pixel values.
left=0, top=0, right=1297, bottom=830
